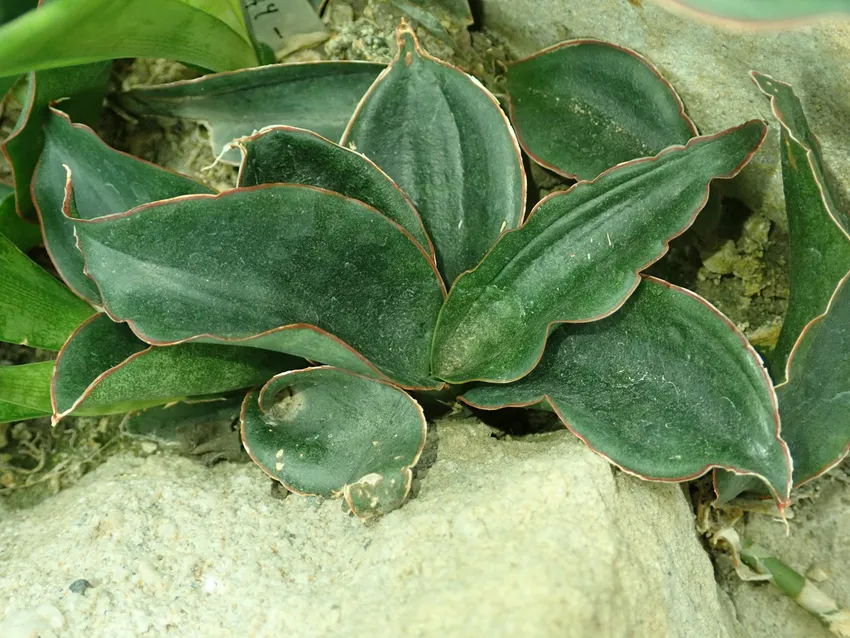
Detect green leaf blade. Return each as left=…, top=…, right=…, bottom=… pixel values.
left=236, top=126, right=434, bottom=257
left=71, top=185, right=446, bottom=389
left=342, top=24, right=526, bottom=284
left=241, top=366, right=426, bottom=518
left=431, top=121, right=767, bottom=384
left=0, top=361, right=54, bottom=423
left=34, top=109, right=214, bottom=303
left=0, top=183, right=41, bottom=251
left=118, top=61, right=385, bottom=164
left=0, top=233, right=93, bottom=350
left=462, top=278, right=791, bottom=506
left=507, top=40, right=696, bottom=181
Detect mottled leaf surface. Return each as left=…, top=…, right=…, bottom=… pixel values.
left=119, top=61, right=384, bottom=164
left=751, top=73, right=850, bottom=383
left=0, top=233, right=93, bottom=350
left=72, top=185, right=445, bottom=389
left=53, top=313, right=296, bottom=419
left=507, top=40, right=696, bottom=180
left=342, top=25, right=525, bottom=284
left=241, top=366, right=425, bottom=518
left=462, top=278, right=791, bottom=504
left=431, top=122, right=766, bottom=384
left=664, top=0, right=850, bottom=22
left=34, top=109, right=213, bottom=303
left=0, top=361, right=53, bottom=423
left=237, top=126, right=432, bottom=255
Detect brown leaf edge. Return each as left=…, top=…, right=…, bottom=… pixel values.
left=440, top=120, right=768, bottom=385
left=460, top=275, right=793, bottom=510
left=238, top=365, right=427, bottom=513
left=232, top=124, right=438, bottom=264
left=338, top=20, right=528, bottom=272
left=119, top=59, right=386, bottom=166
left=30, top=107, right=214, bottom=304
left=505, top=38, right=699, bottom=181
left=63, top=176, right=447, bottom=392
left=751, top=71, right=850, bottom=241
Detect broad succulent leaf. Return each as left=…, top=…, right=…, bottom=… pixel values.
left=241, top=366, right=426, bottom=519
left=0, top=232, right=94, bottom=350
left=661, top=0, right=850, bottom=23
left=236, top=126, right=433, bottom=257
left=462, top=277, right=791, bottom=506
left=70, top=184, right=445, bottom=389
left=118, top=61, right=384, bottom=164
left=3, top=64, right=110, bottom=219
left=122, top=395, right=244, bottom=444
left=52, top=313, right=297, bottom=421
left=751, top=73, right=850, bottom=383
left=507, top=40, right=696, bottom=180
left=716, top=271, right=850, bottom=501
left=0, top=0, right=258, bottom=78
left=33, top=109, right=214, bottom=303
left=0, top=182, right=41, bottom=251
left=431, top=121, right=767, bottom=384
left=0, top=361, right=53, bottom=423
left=341, top=24, right=525, bottom=284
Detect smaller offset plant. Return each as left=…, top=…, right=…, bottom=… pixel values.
left=1, top=23, right=848, bottom=523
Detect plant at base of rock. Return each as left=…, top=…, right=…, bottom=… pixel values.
left=2, top=21, right=848, bottom=523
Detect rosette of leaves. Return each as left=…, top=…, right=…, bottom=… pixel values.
left=9, top=21, right=845, bottom=520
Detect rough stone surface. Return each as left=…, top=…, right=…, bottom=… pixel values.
left=1, top=420, right=739, bottom=637
left=478, top=0, right=850, bottom=228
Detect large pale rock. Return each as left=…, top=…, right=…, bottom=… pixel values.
left=1, top=420, right=738, bottom=637
left=478, top=0, right=850, bottom=226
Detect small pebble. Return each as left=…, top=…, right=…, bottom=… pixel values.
left=69, top=578, right=93, bottom=594
left=141, top=441, right=158, bottom=454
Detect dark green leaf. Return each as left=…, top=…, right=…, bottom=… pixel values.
left=431, top=121, right=767, bottom=384
left=122, top=395, right=243, bottom=444
left=241, top=366, right=426, bottom=518
left=0, top=361, right=53, bottom=423
left=53, top=313, right=297, bottom=420
left=507, top=39, right=696, bottom=180
left=341, top=24, right=525, bottom=284
left=0, top=183, right=41, bottom=251
left=663, top=0, right=850, bottom=22
left=118, top=61, right=384, bottom=164
left=236, top=125, right=434, bottom=257
left=0, top=0, right=257, bottom=78
left=751, top=73, right=850, bottom=383
left=3, top=63, right=110, bottom=219
left=0, top=232, right=93, bottom=350
left=462, top=277, right=791, bottom=506
left=71, top=185, right=446, bottom=389
left=34, top=109, right=214, bottom=303
left=0, top=0, right=38, bottom=24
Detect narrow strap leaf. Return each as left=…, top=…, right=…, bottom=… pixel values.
left=507, top=39, right=696, bottom=180
left=71, top=184, right=446, bottom=389
left=33, top=109, right=214, bottom=303
left=0, top=361, right=53, bottom=424
left=241, top=366, right=426, bottom=519
left=341, top=23, right=526, bottom=284
left=0, top=183, right=41, bottom=251
left=0, top=233, right=93, bottom=350
left=52, top=313, right=299, bottom=421
left=432, top=121, right=766, bottom=384
left=0, top=0, right=258, bottom=78
left=118, top=61, right=385, bottom=164
left=751, top=73, right=850, bottom=383
left=462, top=277, right=792, bottom=507
left=236, top=125, right=434, bottom=258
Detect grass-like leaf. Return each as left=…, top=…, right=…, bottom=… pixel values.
left=71, top=185, right=446, bottom=389
left=0, top=361, right=53, bottom=423
left=0, top=233, right=93, bottom=350
left=241, top=366, right=426, bottom=519
left=0, top=182, right=41, bottom=251
left=462, top=277, right=791, bottom=507
left=0, top=0, right=258, bottom=78
left=431, top=121, right=766, bottom=384
left=751, top=73, right=850, bottom=383
left=341, top=23, right=525, bottom=284
left=33, top=109, right=214, bottom=303
left=236, top=126, right=434, bottom=258
left=118, top=61, right=384, bottom=164
left=507, top=40, right=696, bottom=180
